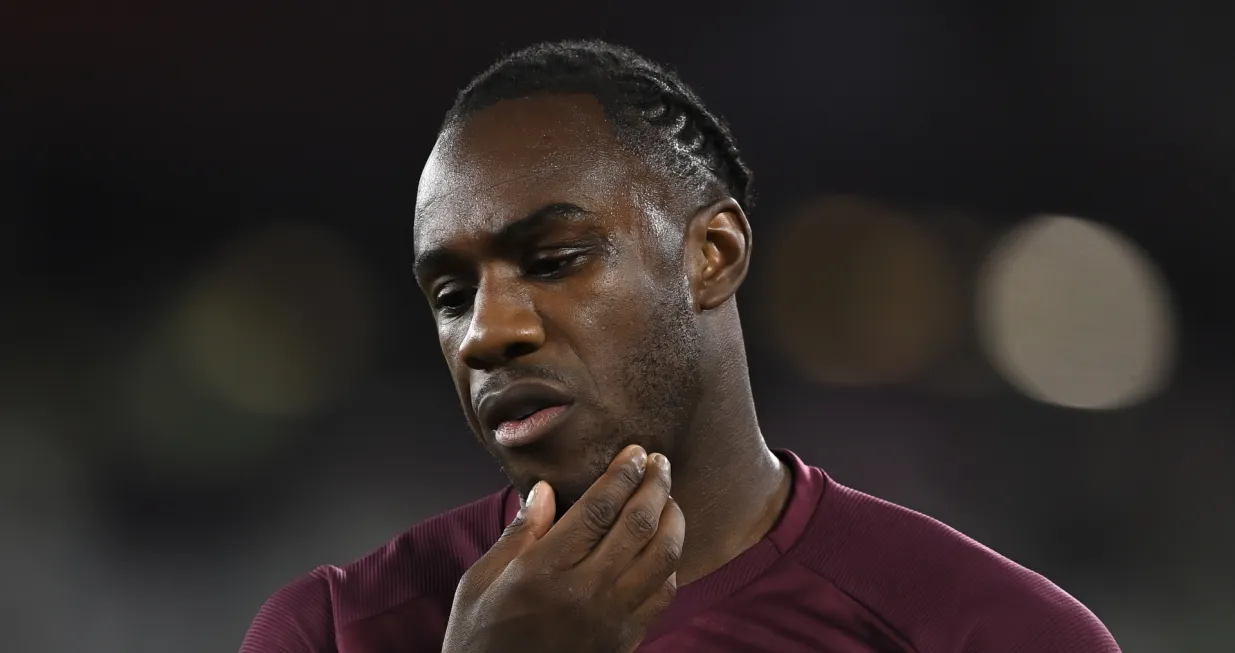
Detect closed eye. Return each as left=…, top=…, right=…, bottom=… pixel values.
left=526, top=251, right=587, bottom=279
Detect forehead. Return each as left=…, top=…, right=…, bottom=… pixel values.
left=414, top=94, right=652, bottom=254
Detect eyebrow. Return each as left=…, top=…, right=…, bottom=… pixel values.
left=413, top=202, right=595, bottom=283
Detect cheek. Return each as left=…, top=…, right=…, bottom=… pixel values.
left=437, top=323, right=471, bottom=389
left=438, top=321, right=465, bottom=357
left=552, top=265, right=664, bottom=369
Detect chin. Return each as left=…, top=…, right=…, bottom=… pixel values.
left=499, top=455, right=592, bottom=498
left=496, top=430, right=642, bottom=509
left=516, top=455, right=611, bottom=512
left=549, top=473, right=599, bottom=508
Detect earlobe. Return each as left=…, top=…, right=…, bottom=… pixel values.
left=689, top=198, right=752, bottom=311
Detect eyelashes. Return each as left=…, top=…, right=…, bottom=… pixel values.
left=433, top=250, right=591, bottom=318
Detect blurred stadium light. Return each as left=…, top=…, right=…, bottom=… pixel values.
left=977, top=215, right=1176, bottom=410
left=118, top=222, right=382, bottom=483
left=170, top=221, right=380, bottom=417
left=765, top=195, right=963, bottom=387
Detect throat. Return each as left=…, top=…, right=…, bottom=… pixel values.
left=672, top=447, right=792, bottom=585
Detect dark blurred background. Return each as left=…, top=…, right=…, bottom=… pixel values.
left=3, top=3, right=1233, bottom=652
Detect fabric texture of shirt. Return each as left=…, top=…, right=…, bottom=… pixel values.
left=241, top=451, right=1121, bottom=652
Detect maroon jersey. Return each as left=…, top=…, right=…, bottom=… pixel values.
left=241, top=452, right=1120, bottom=652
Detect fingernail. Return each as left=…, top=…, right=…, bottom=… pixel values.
left=652, top=453, right=669, bottom=472
left=525, top=481, right=540, bottom=507
left=632, top=447, right=648, bottom=475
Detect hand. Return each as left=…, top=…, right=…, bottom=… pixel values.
left=442, top=445, right=684, bottom=653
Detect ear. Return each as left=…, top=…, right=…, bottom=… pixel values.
left=685, top=198, right=752, bottom=311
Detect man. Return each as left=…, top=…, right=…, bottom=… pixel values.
left=242, top=40, right=1121, bottom=652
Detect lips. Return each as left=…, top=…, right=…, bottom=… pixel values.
left=476, top=381, right=574, bottom=447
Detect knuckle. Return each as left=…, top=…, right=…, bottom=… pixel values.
left=581, top=494, right=620, bottom=530
left=624, top=506, right=659, bottom=539
left=656, top=537, right=683, bottom=567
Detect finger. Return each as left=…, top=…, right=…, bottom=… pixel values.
left=613, top=496, right=684, bottom=610
left=583, top=452, right=672, bottom=577
left=629, top=570, right=678, bottom=629
left=538, top=444, right=647, bottom=562
left=616, top=614, right=659, bottom=653
left=476, top=481, right=557, bottom=575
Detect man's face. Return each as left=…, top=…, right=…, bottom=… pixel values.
left=413, top=94, right=702, bottom=509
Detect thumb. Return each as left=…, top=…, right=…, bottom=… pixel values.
left=489, top=481, right=556, bottom=564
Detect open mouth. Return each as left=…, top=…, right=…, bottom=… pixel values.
left=494, top=404, right=569, bottom=447
left=512, top=407, right=543, bottom=421
left=477, top=381, right=575, bottom=448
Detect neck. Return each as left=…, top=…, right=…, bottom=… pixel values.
left=668, top=324, right=791, bottom=584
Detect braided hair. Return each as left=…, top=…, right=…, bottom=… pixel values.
left=442, top=40, right=755, bottom=212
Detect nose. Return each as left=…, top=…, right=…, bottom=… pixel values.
left=458, top=275, right=545, bottom=371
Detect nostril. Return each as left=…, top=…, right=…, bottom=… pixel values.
left=505, top=341, right=538, bottom=360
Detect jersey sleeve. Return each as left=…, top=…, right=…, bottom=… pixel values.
left=962, top=583, right=1121, bottom=653
left=240, top=567, right=337, bottom=653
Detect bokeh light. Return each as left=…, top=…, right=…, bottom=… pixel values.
left=170, top=222, right=380, bottom=417
left=765, top=195, right=963, bottom=386
left=122, top=332, right=293, bottom=483
left=977, top=215, right=1176, bottom=410
left=117, top=222, right=382, bottom=483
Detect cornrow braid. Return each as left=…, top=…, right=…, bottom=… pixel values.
left=443, top=40, right=754, bottom=212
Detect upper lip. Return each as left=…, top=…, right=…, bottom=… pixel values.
left=476, top=380, right=574, bottom=433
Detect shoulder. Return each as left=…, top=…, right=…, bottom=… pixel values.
left=241, top=489, right=511, bottom=652
left=792, top=475, right=1120, bottom=652
left=959, top=577, right=1121, bottom=652
left=240, top=567, right=336, bottom=653
left=325, top=488, right=510, bottom=623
